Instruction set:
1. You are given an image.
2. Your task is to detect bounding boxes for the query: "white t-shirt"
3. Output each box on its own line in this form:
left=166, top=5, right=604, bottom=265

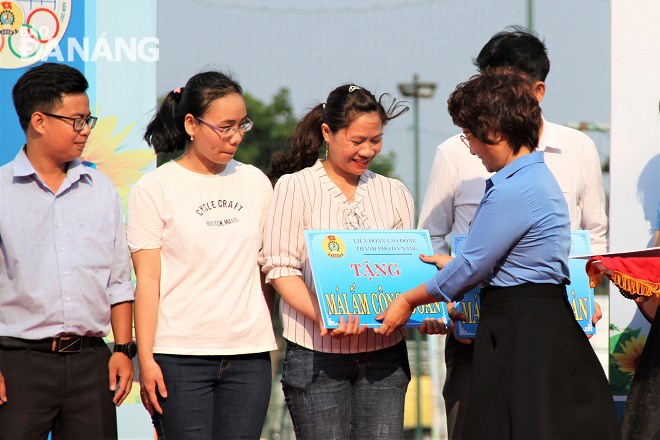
left=127, top=160, right=277, bottom=355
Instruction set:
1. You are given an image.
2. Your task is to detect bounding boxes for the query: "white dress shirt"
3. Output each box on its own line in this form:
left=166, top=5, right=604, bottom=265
left=418, top=118, right=608, bottom=255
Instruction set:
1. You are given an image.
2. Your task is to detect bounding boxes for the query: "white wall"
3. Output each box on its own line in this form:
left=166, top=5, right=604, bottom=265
left=609, top=0, right=660, bottom=403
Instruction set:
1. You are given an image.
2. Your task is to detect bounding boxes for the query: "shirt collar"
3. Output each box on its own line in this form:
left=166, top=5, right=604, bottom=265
left=488, top=151, right=545, bottom=188
left=312, top=159, right=369, bottom=201
left=12, top=147, right=36, bottom=177
left=12, top=146, right=93, bottom=185
left=538, top=117, right=562, bottom=152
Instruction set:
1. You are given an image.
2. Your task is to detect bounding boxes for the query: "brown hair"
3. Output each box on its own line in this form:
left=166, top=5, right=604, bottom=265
left=448, top=69, right=542, bottom=154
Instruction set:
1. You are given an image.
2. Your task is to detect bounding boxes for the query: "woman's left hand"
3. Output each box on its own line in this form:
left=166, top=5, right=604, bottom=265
left=375, top=295, right=415, bottom=336
left=418, top=318, right=448, bottom=335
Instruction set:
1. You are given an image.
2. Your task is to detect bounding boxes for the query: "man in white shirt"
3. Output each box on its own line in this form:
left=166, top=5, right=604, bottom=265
left=418, top=26, right=608, bottom=439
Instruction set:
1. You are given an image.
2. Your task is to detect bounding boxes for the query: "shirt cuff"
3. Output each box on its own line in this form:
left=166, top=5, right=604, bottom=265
left=425, top=277, right=453, bottom=303
left=265, top=267, right=303, bottom=283
left=108, top=280, right=135, bottom=305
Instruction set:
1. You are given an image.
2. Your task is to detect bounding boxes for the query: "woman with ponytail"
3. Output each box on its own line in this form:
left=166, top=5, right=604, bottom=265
left=128, top=71, right=277, bottom=439
left=262, top=84, right=424, bottom=439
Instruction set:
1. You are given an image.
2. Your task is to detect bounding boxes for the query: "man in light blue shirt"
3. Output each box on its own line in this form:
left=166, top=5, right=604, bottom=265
left=0, top=63, right=135, bottom=439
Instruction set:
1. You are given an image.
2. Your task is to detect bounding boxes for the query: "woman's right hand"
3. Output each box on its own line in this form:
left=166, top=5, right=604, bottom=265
left=420, top=253, right=454, bottom=270
left=320, top=315, right=368, bottom=339
left=138, top=357, right=167, bottom=416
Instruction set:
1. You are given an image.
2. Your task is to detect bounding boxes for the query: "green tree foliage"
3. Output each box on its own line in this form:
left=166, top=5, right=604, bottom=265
left=156, top=87, right=398, bottom=180
left=234, top=88, right=298, bottom=173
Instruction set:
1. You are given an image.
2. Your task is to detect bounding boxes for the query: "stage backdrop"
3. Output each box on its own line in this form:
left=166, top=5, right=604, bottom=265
left=0, top=1, right=157, bottom=437
left=609, top=0, right=660, bottom=417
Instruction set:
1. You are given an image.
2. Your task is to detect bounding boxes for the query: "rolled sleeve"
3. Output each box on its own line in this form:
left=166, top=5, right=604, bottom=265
left=262, top=174, right=306, bottom=283
left=108, top=280, right=135, bottom=305
left=263, top=258, right=303, bottom=281
left=425, top=273, right=454, bottom=302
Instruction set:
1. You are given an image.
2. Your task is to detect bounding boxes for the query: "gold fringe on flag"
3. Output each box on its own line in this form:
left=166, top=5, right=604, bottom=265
left=593, top=270, right=660, bottom=298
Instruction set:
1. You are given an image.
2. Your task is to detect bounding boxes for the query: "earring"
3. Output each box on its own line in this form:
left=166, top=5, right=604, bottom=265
left=325, top=142, right=329, bottom=159
left=190, top=135, right=194, bottom=141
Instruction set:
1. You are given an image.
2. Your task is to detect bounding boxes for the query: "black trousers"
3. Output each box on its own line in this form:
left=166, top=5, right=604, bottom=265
left=463, top=283, right=621, bottom=440
left=0, top=339, right=117, bottom=440
left=443, top=331, right=474, bottom=439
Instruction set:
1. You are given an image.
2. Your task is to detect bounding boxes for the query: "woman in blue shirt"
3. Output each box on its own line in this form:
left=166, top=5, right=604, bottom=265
left=377, top=70, right=620, bottom=439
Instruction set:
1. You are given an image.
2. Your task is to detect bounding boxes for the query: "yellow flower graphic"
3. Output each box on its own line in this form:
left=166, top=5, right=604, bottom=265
left=613, top=334, right=647, bottom=375
left=81, top=110, right=155, bottom=208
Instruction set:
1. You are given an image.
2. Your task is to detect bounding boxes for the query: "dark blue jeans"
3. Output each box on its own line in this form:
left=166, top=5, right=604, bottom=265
left=152, top=352, right=271, bottom=440
left=282, top=340, right=410, bottom=440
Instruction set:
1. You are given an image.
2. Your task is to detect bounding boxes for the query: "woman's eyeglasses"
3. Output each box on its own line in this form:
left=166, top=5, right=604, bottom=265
left=197, top=117, right=253, bottom=139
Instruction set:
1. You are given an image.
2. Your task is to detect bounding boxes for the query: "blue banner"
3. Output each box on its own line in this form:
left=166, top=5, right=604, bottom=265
left=567, top=230, right=595, bottom=334
left=305, top=229, right=449, bottom=328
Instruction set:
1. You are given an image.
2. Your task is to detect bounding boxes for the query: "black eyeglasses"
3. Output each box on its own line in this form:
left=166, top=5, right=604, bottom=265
left=42, top=112, right=98, bottom=131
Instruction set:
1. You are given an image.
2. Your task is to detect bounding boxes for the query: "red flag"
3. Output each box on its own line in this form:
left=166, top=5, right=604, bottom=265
left=586, top=256, right=660, bottom=298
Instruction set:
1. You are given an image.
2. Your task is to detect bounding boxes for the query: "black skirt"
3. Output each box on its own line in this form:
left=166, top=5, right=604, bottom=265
left=463, top=283, right=621, bottom=440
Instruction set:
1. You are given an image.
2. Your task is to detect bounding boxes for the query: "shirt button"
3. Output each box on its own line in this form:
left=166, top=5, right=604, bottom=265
left=67, top=322, right=73, bottom=326
left=65, top=296, right=71, bottom=302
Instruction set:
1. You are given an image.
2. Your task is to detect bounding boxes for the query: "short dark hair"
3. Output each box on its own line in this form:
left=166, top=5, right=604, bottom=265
left=448, top=69, right=542, bottom=155
left=268, top=84, right=408, bottom=183
left=144, top=71, right=242, bottom=153
left=474, top=26, right=550, bottom=82
left=12, top=63, right=89, bottom=132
